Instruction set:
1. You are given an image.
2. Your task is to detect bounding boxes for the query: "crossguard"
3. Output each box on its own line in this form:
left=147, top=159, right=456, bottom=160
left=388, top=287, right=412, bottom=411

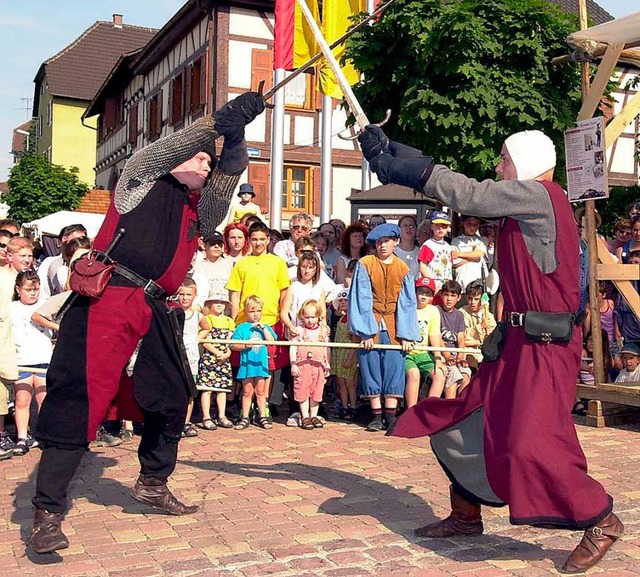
left=338, top=109, right=392, bottom=141
left=257, top=81, right=275, bottom=109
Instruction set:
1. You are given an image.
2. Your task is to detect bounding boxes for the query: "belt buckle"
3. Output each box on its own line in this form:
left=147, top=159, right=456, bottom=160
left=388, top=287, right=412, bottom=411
left=509, top=312, right=523, bottom=327
left=144, top=279, right=165, bottom=299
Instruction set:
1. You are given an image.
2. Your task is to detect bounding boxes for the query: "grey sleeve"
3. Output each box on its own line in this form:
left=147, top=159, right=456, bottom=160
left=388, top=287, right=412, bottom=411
left=423, top=165, right=558, bottom=273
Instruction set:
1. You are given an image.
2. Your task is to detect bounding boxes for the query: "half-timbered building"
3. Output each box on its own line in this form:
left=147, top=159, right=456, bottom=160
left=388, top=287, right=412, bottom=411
left=84, top=0, right=364, bottom=228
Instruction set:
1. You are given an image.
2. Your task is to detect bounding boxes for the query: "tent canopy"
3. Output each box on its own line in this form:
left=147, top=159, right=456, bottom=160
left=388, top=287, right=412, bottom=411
left=567, top=11, right=640, bottom=67
left=23, top=210, right=105, bottom=240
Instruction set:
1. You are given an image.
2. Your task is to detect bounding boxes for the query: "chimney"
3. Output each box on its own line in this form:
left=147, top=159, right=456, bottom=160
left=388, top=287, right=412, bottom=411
left=113, top=14, right=123, bottom=28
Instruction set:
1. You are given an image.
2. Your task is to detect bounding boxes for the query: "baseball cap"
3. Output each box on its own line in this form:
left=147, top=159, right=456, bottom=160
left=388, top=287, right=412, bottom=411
left=203, top=231, right=224, bottom=245
left=430, top=211, right=451, bottom=225
left=620, top=343, right=640, bottom=357
left=415, top=277, right=436, bottom=293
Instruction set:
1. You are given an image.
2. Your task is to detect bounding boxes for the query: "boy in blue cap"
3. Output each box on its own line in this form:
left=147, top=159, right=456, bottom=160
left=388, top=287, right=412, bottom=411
left=348, top=223, right=420, bottom=431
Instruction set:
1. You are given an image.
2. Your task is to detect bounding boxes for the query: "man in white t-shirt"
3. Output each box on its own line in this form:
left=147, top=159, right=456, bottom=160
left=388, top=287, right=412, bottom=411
left=452, top=215, right=488, bottom=291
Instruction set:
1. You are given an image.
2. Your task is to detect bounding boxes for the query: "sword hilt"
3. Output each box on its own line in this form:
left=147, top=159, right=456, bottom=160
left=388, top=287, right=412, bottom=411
left=338, top=109, right=392, bottom=141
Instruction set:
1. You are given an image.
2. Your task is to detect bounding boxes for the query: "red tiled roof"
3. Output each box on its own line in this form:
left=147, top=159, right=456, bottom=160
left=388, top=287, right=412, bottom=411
left=76, top=189, right=112, bottom=214
left=11, top=121, right=31, bottom=154
left=35, top=20, right=157, bottom=102
left=548, top=0, right=613, bottom=25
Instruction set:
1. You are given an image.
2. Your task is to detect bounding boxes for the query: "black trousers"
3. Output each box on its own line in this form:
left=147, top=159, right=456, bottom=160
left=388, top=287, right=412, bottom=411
left=33, top=411, right=180, bottom=514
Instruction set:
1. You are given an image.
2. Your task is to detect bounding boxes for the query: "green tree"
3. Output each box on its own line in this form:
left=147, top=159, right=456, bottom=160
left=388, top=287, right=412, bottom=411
left=346, top=0, right=583, bottom=180
left=5, top=154, right=88, bottom=222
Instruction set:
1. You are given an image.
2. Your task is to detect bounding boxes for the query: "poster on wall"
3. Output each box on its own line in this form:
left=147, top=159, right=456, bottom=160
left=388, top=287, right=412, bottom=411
left=564, top=116, right=608, bottom=203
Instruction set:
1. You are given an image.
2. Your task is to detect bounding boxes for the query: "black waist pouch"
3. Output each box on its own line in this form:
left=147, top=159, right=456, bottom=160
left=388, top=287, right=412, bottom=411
left=523, top=312, right=575, bottom=343
left=480, top=321, right=508, bottom=361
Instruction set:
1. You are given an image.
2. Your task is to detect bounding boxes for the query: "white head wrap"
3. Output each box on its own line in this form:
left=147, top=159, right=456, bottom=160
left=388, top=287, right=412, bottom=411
left=504, top=130, right=556, bottom=180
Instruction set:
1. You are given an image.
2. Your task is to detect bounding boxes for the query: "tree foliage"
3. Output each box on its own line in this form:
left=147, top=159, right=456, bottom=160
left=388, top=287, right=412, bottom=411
left=593, top=185, right=640, bottom=237
left=5, top=154, right=87, bottom=222
left=346, top=0, right=583, bottom=180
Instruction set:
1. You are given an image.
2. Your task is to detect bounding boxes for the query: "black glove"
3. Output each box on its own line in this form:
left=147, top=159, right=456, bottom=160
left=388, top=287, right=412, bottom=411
left=369, top=153, right=434, bottom=190
left=358, top=125, right=389, bottom=161
left=214, top=91, right=266, bottom=140
left=218, top=137, right=248, bottom=176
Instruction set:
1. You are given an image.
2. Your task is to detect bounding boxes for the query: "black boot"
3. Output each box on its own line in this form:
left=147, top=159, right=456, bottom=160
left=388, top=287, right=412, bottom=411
left=415, top=485, right=484, bottom=538
left=29, top=508, right=69, bottom=553
left=131, top=475, right=198, bottom=515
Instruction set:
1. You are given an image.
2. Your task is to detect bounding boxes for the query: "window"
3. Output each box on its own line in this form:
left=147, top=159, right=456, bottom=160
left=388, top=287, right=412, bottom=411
left=282, top=165, right=311, bottom=211
left=147, top=92, right=162, bottom=141
left=190, top=55, right=206, bottom=114
left=170, top=71, right=185, bottom=125
left=128, top=103, right=138, bottom=145
left=251, top=49, right=314, bottom=109
left=37, top=116, right=42, bottom=138
left=47, top=99, right=52, bottom=126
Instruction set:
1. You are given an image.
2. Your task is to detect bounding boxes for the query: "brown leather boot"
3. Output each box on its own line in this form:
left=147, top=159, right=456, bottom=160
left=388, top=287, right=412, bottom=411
left=415, top=485, right=484, bottom=538
left=560, top=512, right=624, bottom=574
left=131, top=475, right=199, bottom=515
left=28, top=508, right=69, bottom=553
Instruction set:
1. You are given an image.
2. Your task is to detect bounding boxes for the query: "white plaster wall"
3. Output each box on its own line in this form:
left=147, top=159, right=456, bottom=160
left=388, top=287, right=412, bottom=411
left=293, top=116, right=315, bottom=146
left=229, top=8, right=273, bottom=40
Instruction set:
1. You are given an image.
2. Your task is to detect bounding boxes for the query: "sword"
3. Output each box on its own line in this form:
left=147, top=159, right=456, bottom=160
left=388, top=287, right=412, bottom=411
left=262, top=0, right=398, bottom=105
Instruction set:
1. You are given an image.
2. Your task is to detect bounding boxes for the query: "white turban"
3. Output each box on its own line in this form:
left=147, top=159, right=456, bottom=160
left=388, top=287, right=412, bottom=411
left=504, top=130, right=556, bottom=180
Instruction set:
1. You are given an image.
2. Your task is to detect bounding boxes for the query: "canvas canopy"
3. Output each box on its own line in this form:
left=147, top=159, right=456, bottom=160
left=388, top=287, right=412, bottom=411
left=23, top=210, right=105, bottom=240
left=567, top=11, right=640, bottom=68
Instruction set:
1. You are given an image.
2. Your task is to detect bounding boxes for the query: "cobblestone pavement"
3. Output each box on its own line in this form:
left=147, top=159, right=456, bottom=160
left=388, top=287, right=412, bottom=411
left=1, top=417, right=639, bottom=576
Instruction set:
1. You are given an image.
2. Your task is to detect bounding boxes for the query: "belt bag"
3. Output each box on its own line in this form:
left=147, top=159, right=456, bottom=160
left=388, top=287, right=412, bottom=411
left=523, top=311, right=575, bottom=343
left=69, top=251, right=115, bottom=298
left=480, top=321, right=508, bottom=361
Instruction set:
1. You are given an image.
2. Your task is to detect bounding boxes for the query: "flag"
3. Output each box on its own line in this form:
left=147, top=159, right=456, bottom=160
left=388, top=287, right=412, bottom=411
left=273, top=0, right=320, bottom=70
left=317, top=0, right=365, bottom=99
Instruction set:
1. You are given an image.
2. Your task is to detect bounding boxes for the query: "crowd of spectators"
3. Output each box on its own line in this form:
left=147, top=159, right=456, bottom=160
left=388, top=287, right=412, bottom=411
left=0, top=196, right=639, bottom=457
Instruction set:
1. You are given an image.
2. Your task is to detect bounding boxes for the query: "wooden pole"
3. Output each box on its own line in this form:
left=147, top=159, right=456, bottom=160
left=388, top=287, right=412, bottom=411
left=577, top=0, right=606, bottom=386
left=200, top=338, right=480, bottom=355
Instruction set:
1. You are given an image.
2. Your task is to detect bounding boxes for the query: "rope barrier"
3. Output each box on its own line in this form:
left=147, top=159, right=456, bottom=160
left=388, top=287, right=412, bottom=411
left=17, top=366, right=48, bottom=375
left=200, top=338, right=480, bottom=355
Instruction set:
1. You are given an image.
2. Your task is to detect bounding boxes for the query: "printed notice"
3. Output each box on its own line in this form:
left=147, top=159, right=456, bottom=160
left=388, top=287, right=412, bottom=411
left=564, top=116, right=608, bottom=202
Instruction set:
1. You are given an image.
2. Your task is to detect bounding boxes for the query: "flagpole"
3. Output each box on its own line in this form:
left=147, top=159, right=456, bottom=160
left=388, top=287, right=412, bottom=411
left=270, top=68, right=286, bottom=230
left=361, top=0, right=376, bottom=193
left=320, top=94, right=332, bottom=223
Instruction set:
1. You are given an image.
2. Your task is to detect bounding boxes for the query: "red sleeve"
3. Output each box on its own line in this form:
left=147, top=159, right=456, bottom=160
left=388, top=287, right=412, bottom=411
left=418, top=244, right=435, bottom=264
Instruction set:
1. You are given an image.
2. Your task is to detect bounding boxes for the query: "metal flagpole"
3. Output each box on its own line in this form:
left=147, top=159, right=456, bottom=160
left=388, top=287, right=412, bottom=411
left=320, top=94, right=333, bottom=223
left=269, top=68, right=286, bottom=230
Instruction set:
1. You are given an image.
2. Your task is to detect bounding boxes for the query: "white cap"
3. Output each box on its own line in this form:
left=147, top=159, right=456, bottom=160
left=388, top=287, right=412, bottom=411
left=504, top=130, right=556, bottom=180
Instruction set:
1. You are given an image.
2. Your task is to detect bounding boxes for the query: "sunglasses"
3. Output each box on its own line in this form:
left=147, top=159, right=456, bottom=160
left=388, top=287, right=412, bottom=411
left=291, top=225, right=310, bottom=232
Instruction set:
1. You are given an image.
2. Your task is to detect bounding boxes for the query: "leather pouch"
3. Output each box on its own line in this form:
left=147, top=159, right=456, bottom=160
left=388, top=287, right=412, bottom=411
left=69, top=251, right=115, bottom=298
left=480, top=321, right=508, bottom=361
left=523, top=312, right=574, bottom=343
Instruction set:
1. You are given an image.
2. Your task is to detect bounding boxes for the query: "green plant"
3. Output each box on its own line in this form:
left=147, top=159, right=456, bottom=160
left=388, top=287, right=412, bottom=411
left=5, top=154, right=87, bottom=223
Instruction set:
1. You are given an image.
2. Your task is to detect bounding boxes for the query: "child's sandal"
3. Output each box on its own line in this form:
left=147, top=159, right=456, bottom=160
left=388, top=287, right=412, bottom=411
left=300, top=417, right=314, bottom=430
left=257, top=416, right=273, bottom=429
left=218, top=416, right=234, bottom=429
left=234, top=417, right=251, bottom=430
left=311, top=417, right=324, bottom=429
left=13, top=438, right=29, bottom=456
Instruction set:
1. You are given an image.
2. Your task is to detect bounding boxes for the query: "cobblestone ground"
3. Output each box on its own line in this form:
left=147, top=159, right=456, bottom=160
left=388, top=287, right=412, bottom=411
left=1, top=417, right=639, bottom=576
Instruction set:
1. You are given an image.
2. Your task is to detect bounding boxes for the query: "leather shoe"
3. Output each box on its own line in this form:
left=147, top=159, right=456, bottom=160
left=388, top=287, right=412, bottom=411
left=29, top=508, right=69, bottom=553
left=131, top=475, right=199, bottom=515
left=560, top=512, right=624, bottom=574
left=415, top=485, right=484, bottom=538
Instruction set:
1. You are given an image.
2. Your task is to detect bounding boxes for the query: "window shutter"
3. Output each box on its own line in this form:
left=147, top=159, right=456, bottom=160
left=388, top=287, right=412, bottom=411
left=128, top=103, right=138, bottom=145
left=312, top=167, right=321, bottom=217
left=191, top=59, right=202, bottom=113
left=247, top=163, right=270, bottom=214
left=251, top=49, right=273, bottom=92
left=199, top=54, right=207, bottom=107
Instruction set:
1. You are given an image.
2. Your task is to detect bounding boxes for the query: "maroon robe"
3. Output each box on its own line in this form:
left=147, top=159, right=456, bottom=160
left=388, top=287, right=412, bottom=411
left=391, top=181, right=611, bottom=529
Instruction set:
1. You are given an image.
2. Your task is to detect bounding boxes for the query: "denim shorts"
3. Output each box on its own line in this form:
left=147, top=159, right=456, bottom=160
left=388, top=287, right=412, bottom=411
left=18, top=363, right=49, bottom=381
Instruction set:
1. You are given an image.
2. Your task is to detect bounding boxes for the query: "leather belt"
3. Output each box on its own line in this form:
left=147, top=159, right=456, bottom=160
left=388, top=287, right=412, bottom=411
left=113, top=264, right=166, bottom=300
left=507, top=312, right=525, bottom=327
